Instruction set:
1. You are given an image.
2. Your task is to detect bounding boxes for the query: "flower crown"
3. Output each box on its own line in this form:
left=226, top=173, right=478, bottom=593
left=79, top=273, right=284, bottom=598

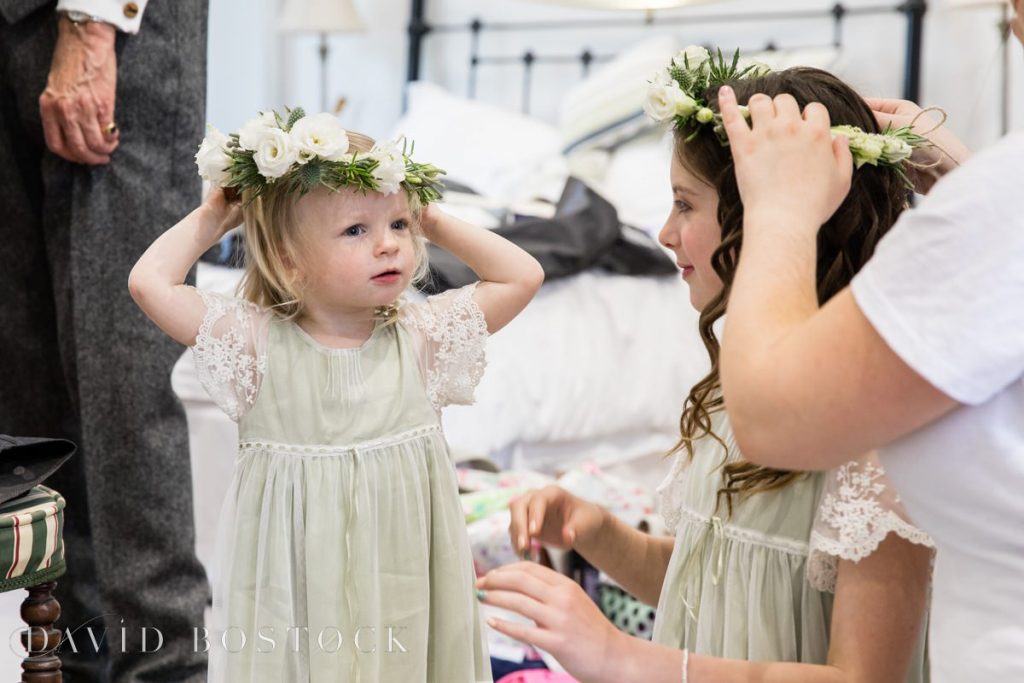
left=644, top=46, right=934, bottom=186
left=194, top=107, right=445, bottom=205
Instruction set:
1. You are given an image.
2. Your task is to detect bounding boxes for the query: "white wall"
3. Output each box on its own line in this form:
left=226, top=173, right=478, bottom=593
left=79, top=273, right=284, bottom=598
left=207, top=0, right=1022, bottom=151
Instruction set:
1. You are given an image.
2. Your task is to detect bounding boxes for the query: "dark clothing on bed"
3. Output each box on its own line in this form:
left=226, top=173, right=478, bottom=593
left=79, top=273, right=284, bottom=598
left=422, top=178, right=676, bottom=294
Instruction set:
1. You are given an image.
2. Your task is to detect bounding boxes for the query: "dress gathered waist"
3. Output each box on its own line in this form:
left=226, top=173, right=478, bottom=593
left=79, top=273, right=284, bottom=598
left=675, top=505, right=809, bottom=556
left=237, top=424, right=442, bottom=457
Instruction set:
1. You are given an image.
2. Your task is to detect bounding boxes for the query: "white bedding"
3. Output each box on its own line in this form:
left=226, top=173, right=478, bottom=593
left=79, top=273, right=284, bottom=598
left=441, top=269, right=705, bottom=470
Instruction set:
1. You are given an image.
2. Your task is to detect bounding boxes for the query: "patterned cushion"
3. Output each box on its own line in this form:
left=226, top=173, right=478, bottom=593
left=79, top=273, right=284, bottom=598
left=0, top=486, right=65, bottom=592
left=599, top=582, right=656, bottom=640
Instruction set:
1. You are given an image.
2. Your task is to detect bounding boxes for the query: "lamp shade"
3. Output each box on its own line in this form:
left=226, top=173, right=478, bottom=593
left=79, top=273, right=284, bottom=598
left=519, top=0, right=720, bottom=9
left=946, top=0, right=1009, bottom=7
left=278, top=0, right=365, bottom=33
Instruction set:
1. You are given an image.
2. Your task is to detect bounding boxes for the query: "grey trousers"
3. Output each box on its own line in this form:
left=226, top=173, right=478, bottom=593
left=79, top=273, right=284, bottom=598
left=0, top=3, right=211, bottom=681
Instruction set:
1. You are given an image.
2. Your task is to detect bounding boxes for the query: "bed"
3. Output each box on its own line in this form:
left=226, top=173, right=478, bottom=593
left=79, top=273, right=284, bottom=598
left=175, top=0, right=929, bottom=592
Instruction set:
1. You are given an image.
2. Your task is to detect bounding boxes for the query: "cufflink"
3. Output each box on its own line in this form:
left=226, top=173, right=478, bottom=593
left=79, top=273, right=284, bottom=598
left=123, top=2, right=139, bottom=18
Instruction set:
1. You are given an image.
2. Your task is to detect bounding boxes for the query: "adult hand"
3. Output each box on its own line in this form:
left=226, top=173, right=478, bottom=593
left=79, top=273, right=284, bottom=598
left=477, top=562, right=627, bottom=683
left=864, top=97, right=971, bottom=194
left=39, top=16, right=119, bottom=165
left=718, top=85, right=853, bottom=237
left=508, top=485, right=606, bottom=556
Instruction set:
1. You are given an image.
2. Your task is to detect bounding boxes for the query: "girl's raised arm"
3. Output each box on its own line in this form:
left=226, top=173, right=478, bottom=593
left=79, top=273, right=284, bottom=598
left=128, top=188, right=241, bottom=346
left=420, top=205, right=544, bottom=334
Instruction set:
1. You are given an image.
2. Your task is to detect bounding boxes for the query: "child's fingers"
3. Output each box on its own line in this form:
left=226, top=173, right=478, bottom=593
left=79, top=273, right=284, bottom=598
left=508, top=494, right=531, bottom=552
left=485, top=617, right=553, bottom=652
left=525, top=494, right=549, bottom=548
left=717, top=85, right=752, bottom=144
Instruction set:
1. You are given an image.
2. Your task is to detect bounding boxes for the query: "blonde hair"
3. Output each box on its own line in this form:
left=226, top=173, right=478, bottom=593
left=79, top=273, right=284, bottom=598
left=238, top=131, right=429, bottom=321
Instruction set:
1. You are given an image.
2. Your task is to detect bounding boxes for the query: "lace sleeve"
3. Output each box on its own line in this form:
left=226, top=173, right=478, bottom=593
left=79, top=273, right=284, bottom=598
left=191, top=289, right=272, bottom=422
left=807, top=452, right=935, bottom=592
left=400, top=283, right=488, bottom=411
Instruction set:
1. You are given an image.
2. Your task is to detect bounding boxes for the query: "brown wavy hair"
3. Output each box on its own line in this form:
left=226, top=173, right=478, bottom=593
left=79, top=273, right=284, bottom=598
left=670, top=67, right=909, bottom=513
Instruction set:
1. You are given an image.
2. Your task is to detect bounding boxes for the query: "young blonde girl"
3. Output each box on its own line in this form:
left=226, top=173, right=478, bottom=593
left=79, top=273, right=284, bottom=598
left=129, top=112, right=543, bottom=682
left=474, top=52, right=935, bottom=683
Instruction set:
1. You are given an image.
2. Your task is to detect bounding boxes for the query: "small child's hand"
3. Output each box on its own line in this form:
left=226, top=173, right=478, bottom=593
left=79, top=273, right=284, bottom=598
left=508, top=486, right=606, bottom=556
left=201, top=185, right=243, bottom=237
left=419, top=203, right=443, bottom=241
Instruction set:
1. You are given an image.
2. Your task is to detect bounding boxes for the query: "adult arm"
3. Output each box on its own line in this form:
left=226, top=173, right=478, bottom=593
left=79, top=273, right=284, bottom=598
left=714, top=87, right=969, bottom=470
left=39, top=2, right=149, bottom=164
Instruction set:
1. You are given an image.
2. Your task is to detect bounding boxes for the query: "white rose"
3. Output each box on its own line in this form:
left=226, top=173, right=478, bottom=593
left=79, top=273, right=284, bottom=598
left=644, top=81, right=690, bottom=122
left=252, top=127, right=300, bottom=179
left=882, top=136, right=913, bottom=163
left=194, top=124, right=232, bottom=185
left=650, top=68, right=673, bottom=87
left=237, top=111, right=279, bottom=151
left=846, top=131, right=885, bottom=168
left=673, top=45, right=711, bottom=71
left=289, top=112, right=350, bottom=162
left=369, top=140, right=407, bottom=195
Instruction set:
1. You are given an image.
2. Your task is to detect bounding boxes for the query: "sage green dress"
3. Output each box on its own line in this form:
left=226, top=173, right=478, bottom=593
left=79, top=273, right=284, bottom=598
left=653, top=410, right=931, bottom=680
left=191, top=284, right=492, bottom=683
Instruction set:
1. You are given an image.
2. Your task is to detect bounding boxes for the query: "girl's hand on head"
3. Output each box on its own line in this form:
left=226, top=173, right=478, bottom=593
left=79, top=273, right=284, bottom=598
left=419, top=203, right=443, bottom=241
left=718, top=86, right=852, bottom=235
left=508, top=486, right=606, bottom=556
left=864, top=96, right=971, bottom=194
left=200, top=185, right=244, bottom=238
left=476, top=562, right=626, bottom=683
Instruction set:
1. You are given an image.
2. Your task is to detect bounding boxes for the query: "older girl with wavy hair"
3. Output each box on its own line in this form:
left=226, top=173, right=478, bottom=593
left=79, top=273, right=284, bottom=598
left=475, top=54, right=939, bottom=683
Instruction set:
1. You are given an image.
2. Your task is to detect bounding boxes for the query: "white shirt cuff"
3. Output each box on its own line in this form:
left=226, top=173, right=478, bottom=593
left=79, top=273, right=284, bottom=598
left=56, top=0, right=148, bottom=34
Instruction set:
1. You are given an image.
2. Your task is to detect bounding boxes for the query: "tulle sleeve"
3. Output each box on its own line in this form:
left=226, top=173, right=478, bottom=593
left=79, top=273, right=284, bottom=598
left=400, top=283, right=489, bottom=411
left=190, top=289, right=273, bottom=422
left=807, top=452, right=935, bottom=592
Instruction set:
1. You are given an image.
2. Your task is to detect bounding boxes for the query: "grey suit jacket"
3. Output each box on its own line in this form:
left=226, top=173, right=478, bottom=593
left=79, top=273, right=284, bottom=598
left=0, top=0, right=53, bottom=25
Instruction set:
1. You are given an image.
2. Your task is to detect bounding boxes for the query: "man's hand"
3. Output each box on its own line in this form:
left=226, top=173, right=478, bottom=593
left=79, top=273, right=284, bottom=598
left=39, top=16, right=119, bottom=165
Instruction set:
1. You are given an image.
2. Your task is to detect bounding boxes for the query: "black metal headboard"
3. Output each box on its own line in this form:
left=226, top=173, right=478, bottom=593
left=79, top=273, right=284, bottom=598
left=406, top=1, right=927, bottom=113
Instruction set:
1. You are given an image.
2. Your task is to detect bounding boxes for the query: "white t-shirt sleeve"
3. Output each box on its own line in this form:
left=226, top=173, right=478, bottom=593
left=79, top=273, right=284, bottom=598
left=851, top=132, right=1024, bottom=405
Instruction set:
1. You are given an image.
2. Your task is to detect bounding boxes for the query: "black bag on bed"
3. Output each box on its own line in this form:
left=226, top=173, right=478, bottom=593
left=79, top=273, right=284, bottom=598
left=420, top=177, right=676, bottom=294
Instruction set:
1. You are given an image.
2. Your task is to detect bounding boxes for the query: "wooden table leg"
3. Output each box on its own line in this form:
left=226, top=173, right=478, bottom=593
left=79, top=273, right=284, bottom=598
left=19, top=581, right=62, bottom=683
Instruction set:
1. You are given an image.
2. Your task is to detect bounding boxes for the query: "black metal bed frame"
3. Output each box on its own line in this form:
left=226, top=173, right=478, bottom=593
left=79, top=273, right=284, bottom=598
left=406, top=1, right=927, bottom=114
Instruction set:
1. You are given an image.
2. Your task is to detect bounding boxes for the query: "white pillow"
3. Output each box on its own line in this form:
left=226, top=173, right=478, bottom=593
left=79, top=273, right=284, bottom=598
left=746, top=45, right=843, bottom=74
left=559, top=34, right=678, bottom=154
left=600, top=130, right=675, bottom=238
left=559, top=41, right=845, bottom=156
left=391, top=82, right=568, bottom=204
